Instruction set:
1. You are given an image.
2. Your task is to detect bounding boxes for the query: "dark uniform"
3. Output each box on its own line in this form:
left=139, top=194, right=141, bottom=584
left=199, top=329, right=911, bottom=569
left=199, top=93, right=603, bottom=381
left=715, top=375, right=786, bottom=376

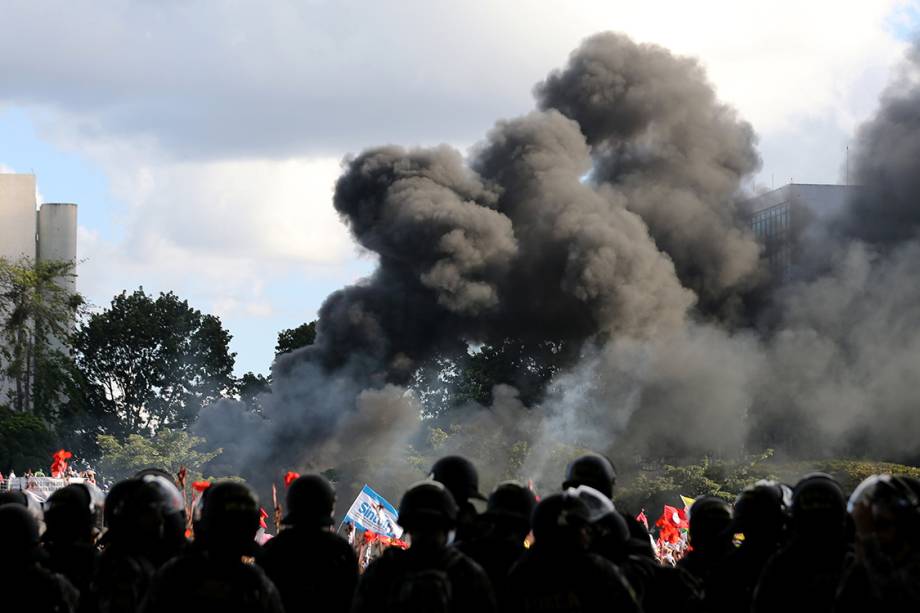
left=705, top=481, right=789, bottom=613
left=458, top=481, right=536, bottom=596
left=42, top=484, right=102, bottom=600
left=142, top=550, right=283, bottom=613
left=141, top=481, right=283, bottom=613
left=93, top=475, right=188, bottom=613
left=752, top=473, right=850, bottom=613
left=354, top=543, right=496, bottom=613
left=504, top=547, right=640, bottom=613
left=430, top=456, right=487, bottom=543
left=257, top=474, right=358, bottom=613
left=1, top=503, right=79, bottom=613
left=502, top=492, right=639, bottom=613
left=836, top=475, right=920, bottom=611
left=353, top=480, right=496, bottom=613
left=259, top=530, right=357, bottom=613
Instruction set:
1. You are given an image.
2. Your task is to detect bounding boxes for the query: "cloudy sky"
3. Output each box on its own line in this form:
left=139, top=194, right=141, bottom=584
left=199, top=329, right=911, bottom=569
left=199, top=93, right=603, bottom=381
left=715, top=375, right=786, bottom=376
left=0, top=1, right=916, bottom=375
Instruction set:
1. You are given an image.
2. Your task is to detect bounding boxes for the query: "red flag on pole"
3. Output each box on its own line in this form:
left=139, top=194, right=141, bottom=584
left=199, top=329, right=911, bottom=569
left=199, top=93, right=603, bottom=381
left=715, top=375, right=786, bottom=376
left=636, top=509, right=649, bottom=530
left=655, top=505, right=688, bottom=544
left=284, top=471, right=300, bottom=487
left=259, top=507, right=269, bottom=530
left=50, top=450, right=72, bottom=478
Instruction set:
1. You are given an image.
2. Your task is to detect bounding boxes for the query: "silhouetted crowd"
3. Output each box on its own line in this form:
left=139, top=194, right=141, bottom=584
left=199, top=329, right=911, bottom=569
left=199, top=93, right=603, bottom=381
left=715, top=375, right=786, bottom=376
left=2, top=452, right=919, bottom=613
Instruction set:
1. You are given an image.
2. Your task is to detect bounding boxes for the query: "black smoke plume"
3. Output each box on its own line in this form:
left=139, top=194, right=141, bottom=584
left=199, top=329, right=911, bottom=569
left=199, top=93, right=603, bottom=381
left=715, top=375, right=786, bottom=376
left=196, top=34, right=920, bottom=499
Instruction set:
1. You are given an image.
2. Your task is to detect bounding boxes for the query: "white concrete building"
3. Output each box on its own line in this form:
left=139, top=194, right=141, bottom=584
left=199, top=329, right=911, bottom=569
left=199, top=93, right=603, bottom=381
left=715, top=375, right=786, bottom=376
left=0, top=173, right=78, bottom=409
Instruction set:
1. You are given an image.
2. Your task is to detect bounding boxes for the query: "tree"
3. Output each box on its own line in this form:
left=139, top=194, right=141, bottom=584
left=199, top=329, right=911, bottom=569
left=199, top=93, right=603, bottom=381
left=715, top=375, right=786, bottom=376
left=96, top=428, right=224, bottom=484
left=0, top=257, right=83, bottom=416
left=74, top=288, right=236, bottom=436
left=238, top=371, right=271, bottom=413
left=275, top=321, right=316, bottom=356
left=411, top=338, right=569, bottom=416
left=0, top=407, right=57, bottom=472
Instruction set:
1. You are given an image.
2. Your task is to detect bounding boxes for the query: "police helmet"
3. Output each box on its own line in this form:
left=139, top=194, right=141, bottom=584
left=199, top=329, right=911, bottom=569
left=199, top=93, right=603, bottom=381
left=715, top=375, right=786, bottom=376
left=562, top=453, right=617, bottom=499
left=283, top=474, right=336, bottom=527
left=429, top=455, right=486, bottom=503
left=398, top=480, right=459, bottom=531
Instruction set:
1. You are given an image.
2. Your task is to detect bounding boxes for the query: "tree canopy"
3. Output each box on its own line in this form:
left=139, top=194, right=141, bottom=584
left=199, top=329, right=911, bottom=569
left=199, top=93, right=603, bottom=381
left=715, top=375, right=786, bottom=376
left=275, top=320, right=316, bottom=356
left=0, top=408, right=57, bottom=472
left=74, top=288, right=236, bottom=436
left=96, top=428, right=224, bottom=483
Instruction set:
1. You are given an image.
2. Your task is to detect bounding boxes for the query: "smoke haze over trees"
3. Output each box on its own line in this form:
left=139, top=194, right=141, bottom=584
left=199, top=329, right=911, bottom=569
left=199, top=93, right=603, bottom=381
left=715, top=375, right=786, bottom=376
left=186, top=32, right=920, bottom=499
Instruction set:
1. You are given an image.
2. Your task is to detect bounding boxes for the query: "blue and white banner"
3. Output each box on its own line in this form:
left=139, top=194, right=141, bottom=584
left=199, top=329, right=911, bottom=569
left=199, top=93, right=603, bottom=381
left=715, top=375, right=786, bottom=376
left=343, top=484, right=403, bottom=539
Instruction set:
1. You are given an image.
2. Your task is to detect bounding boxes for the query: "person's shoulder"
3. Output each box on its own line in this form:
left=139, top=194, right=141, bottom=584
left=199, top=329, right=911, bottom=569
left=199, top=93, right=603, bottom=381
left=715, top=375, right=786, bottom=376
left=444, top=546, right=493, bottom=582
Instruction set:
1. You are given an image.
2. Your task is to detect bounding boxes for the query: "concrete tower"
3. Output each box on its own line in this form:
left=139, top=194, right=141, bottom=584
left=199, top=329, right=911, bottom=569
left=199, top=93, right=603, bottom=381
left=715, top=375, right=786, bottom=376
left=37, top=202, right=78, bottom=292
left=0, top=174, right=38, bottom=262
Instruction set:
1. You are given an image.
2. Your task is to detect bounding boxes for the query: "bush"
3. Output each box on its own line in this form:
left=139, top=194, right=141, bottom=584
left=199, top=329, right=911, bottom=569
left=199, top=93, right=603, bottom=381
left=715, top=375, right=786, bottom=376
left=96, top=429, right=224, bottom=484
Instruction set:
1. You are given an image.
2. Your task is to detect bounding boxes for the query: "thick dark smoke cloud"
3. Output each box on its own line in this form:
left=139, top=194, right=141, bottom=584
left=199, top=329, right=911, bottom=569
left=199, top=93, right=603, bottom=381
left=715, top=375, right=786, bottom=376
left=196, top=34, right=920, bottom=499
left=536, top=34, right=763, bottom=315
left=837, top=46, right=920, bottom=245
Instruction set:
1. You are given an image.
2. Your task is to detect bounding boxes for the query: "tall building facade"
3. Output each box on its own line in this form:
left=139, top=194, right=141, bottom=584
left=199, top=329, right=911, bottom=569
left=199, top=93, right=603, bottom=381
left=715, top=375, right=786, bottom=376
left=0, top=173, right=78, bottom=409
left=745, top=183, right=853, bottom=280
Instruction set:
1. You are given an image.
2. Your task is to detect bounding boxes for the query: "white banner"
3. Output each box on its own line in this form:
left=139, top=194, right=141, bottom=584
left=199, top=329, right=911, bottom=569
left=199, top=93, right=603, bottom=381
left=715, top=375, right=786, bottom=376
left=343, top=484, right=403, bottom=539
left=3, top=477, right=84, bottom=501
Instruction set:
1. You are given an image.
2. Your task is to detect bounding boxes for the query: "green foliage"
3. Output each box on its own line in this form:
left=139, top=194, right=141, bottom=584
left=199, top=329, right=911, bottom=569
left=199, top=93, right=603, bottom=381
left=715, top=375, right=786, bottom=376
left=769, top=459, right=920, bottom=493
left=0, top=257, right=83, bottom=415
left=75, top=288, right=236, bottom=436
left=0, top=408, right=57, bottom=472
left=412, top=339, right=569, bottom=416
left=614, top=453, right=920, bottom=515
left=275, top=321, right=316, bottom=356
left=238, top=371, right=271, bottom=413
left=615, top=451, right=776, bottom=513
left=96, top=428, right=224, bottom=483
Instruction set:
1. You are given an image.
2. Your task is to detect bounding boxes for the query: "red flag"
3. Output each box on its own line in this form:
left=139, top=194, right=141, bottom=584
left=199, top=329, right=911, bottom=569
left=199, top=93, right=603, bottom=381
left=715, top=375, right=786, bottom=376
left=259, top=507, right=269, bottom=530
left=655, top=505, right=688, bottom=544
left=191, top=480, right=211, bottom=493
left=636, top=509, right=649, bottom=530
left=284, top=471, right=300, bottom=487
left=50, top=450, right=73, bottom=478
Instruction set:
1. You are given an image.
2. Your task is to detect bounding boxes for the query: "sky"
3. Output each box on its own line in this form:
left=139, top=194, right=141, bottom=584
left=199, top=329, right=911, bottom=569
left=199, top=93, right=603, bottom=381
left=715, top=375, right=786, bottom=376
left=0, top=0, right=917, bottom=376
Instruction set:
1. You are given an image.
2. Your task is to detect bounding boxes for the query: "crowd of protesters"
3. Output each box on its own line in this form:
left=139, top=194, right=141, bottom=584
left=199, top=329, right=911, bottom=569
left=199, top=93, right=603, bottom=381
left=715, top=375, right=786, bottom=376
left=1, top=452, right=919, bottom=613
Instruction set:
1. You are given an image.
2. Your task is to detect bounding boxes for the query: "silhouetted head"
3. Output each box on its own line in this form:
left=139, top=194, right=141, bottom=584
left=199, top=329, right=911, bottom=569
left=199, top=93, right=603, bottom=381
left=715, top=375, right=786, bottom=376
left=562, top=453, right=617, bottom=499
left=105, top=475, right=186, bottom=563
left=0, top=503, right=40, bottom=566
left=197, top=481, right=260, bottom=557
left=532, top=492, right=592, bottom=552
left=399, top=481, right=458, bottom=549
left=792, top=473, right=846, bottom=540
left=730, top=480, right=790, bottom=545
left=134, top=467, right=179, bottom=487
left=849, top=474, right=920, bottom=555
left=284, top=474, right=336, bottom=528
left=484, top=481, right=537, bottom=539
left=688, top=496, right=732, bottom=552
left=44, top=483, right=99, bottom=545
left=429, top=456, right=485, bottom=505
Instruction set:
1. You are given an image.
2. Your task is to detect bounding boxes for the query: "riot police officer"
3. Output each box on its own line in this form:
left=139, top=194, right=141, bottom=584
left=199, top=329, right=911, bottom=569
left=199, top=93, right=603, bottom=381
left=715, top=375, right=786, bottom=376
left=353, top=480, right=496, bottom=613
left=257, top=474, right=358, bottom=613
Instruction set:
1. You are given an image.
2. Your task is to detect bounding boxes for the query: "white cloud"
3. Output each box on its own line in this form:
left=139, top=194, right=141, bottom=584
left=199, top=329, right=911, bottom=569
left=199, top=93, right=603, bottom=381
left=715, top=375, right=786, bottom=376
left=75, top=153, right=355, bottom=317
left=0, top=1, right=907, bottom=158
left=3, top=0, right=913, bottom=370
